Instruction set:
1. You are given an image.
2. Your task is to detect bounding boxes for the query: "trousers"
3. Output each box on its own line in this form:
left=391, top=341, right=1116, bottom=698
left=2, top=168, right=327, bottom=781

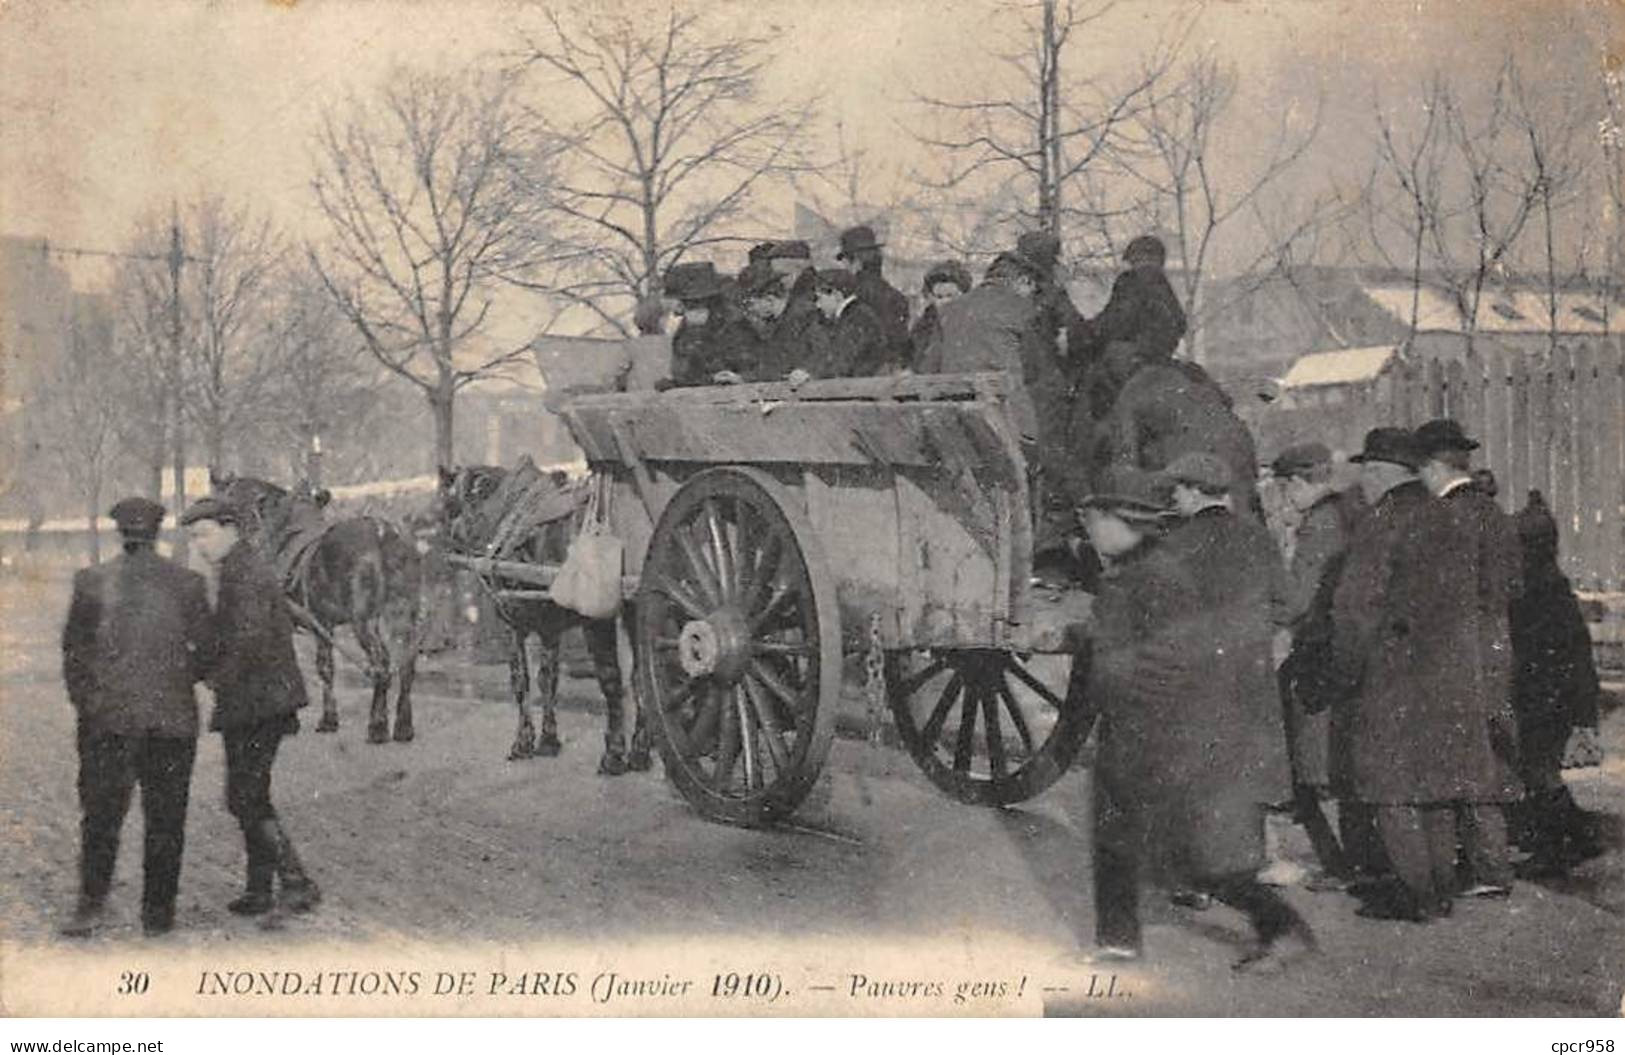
left=1374, top=804, right=1457, bottom=902
left=76, top=729, right=196, bottom=922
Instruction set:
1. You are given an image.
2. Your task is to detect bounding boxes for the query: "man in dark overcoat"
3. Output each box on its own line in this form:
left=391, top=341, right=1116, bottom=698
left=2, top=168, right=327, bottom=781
left=1415, top=418, right=1522, bottom=897
left=1083, top=461, right=1313, bottom=972
left=781, top=269, right=892, bottom=381
left=184, top=497, right=319, bottom=916
left=836, top=225, right=911, bottom=366
left=1093, top=345, right=1262, bottom=520
left=1088, top=234, right=1188, bottom=361
left=1269, top=443, right=1366, bottom=884
left=60, top=496, right=212, bottom=937
left=664, top=261, right=759, bottom=387
left=1508, top=491, right=1604, bottom=875
left=1329, top=428, right=1507, bottom=921
left=907, top=259, right=972, bottom=369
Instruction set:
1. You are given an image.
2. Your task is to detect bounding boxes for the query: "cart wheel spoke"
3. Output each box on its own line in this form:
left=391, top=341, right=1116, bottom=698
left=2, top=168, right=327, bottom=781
left=736, top=687, right=763, bottom=791
left=981, top=689, right=1007, bottom=780
left=742, top=677, right=793, bottom=772
left=893, top=656, right=949, bottom=700
left=953, top=681, right=979, bottom=774
left=712, top=689, right=741, bottom=788
left=1004, top=655, right=1067, bottom=710
left=751, top=640, right=815, bottom=657
left=645, top=572, right=709, bottom=621
left=673, top=523, right=724, bottom=607
left=992, top=677, right=1037, bottom=757
left=920, top=672, right=963, bottom=747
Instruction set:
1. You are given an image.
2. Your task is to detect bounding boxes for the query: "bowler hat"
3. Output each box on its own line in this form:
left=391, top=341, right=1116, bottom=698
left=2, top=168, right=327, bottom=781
left=1268, top=441, right=1332, bottom=478
left=1413, top=418, right=1480, bottom=455
left=1079, top=466, right=1172, bottom=522
left=663, top=261, right=725, bottom=302
left=1162, top=450, right=1234, bottom=492
left=1349, top=427, right=1421, bottom=469
left=835, top=225, right=884, bottom=260
left=179, top=495, right=239, bottom=527
left=108, top=496, right=166, bottom=539
left=1124, top=235, right=1167, bottom=266
left=922, top=259, right=972, bottom=294
left=1015, top=230, right=1062, bottom=272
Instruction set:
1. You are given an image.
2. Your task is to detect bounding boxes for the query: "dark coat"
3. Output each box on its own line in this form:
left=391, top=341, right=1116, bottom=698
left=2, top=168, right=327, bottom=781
left=1090, top=265, right=1187, bottom=360
left=798, top=298, right=893, bottom=379
left=1328, top=480, right=1514, bottom=804
left=670, top=312, right=759, bottom=386
left=1089, top=511, right=1290, bottom=881
left=1440, top=481, right=1523, bottom=794
left=855, top=267, right=911, bottom=365
left=1277, top=487, right=1365, bottom=787
left=907, top=303, right=942, bottom=371
left=1097, top=359, right=1261, bottom=516
left=750, top=307, right=816, bottom=382
left=62, top=548, right=211, bottom=739
left=204, top=540, right=309, bottom=732
left=921, top=283, right=1043, bottom=442
left=1511, top=555, right=1600, bottom=787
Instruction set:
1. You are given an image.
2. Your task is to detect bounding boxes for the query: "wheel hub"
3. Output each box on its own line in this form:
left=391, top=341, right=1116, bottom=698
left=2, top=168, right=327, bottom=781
left=676, top=608, right=750, bottom=682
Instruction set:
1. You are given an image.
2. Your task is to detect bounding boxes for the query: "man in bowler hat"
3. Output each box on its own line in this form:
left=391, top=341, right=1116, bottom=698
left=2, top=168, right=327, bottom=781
left=1414, top=418, right=1522, bottom=898
left=837, top=225, right=911, bottom=365
left=60, top=496, right=212, bottom=937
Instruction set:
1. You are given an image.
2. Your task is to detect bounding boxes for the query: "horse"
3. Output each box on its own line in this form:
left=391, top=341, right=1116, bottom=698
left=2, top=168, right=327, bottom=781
left=208, top=471, right=425, bottom=744
left=437, top=462, right=650, bottom=775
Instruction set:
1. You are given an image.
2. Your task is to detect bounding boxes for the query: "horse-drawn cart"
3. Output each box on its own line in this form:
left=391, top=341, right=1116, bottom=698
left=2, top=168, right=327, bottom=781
left=507, top=371, right=1091, bottom=826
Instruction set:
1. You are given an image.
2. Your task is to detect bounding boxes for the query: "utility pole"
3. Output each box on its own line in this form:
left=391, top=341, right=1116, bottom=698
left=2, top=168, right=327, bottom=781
left=167, top=202, right=189, bottom=564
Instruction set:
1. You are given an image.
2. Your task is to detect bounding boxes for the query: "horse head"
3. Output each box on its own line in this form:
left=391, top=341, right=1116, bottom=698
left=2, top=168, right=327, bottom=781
left=211, top=474, right=298, bottom=544
left=437, top=465, right=509, bottom=552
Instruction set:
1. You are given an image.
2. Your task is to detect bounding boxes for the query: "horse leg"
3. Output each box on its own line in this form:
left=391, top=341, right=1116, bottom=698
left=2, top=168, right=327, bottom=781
left=388, top=610, right=417, bottom=743
left=355, top=622, right=392, bottom=745
left=619, top=605, right=652, bottom=772
left=588, top=617, right=628, bottom=777
left=314, top=635, right=340, bottom=733
left=508, top=626, right=536, bottom=761
left=533, top=619, right=562, bottom=758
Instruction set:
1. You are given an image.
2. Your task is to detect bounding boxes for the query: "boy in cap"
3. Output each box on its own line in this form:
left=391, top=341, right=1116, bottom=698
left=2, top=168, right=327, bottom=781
left=790, top=268, right=892, bottom=382
left=1414, top=418, right=1522, bottom=898
left=60, top=496, right=213, bottom=937
left=907, top=259, right=971, bottom=369
left=183, top=497, right=320, bottom=917
left=1082, top=465, right=1315, bottom=971
left=1331, top=428, right=1498, bottom=920
left=1268, top=442, right=1369, bottom=887
left=837, top=224, right=910, bottom=363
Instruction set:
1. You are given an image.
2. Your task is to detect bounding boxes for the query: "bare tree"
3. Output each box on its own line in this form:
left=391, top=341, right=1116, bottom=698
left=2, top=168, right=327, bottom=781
left=1117, top=52, right=1324, bottom=361
left=1507, top=65, right=1589, bottom=351
left=1366, top=74, right=1453, bottom=335
left=179, top=195, right=284, bottom=474
left=508, top=4, right=820, bottom=332
left=309, top=66, right=542, bottom=471
left=1600, top=66, right=1625, bottom=333
left=36, top=298, right=123, bottom=561
left=256, top=264, right=389, bottom=485
left=910, top=0, right=1183, bottom=259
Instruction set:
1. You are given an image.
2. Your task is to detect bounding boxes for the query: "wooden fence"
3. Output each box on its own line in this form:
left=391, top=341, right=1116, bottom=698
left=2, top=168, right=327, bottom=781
left=1254, top=338, right=1625, bottom=593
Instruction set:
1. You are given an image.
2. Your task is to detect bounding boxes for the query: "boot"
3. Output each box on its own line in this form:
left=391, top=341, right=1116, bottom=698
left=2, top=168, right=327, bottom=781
left=59, top=897, right=105, bottom=938
left=228, top=824, right=276, bottom=916
left=260, top=818, right=320, bottom=913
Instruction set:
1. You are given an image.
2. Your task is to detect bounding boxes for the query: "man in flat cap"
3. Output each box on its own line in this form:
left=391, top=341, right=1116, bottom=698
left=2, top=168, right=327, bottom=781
left=663, top=261, right=758, bottom=388
left=1414, top=418, right=1522, bottom=898
left=183, top=497, right=319, bottom=918
left=788, top=268, right=892, bottom=382
left=837, top=225, right=910, bottom=365
left=1082, top=463, right=1314, bottom=971
left=60, top=496, right=213, bottom=937
left=1329, top=428, right=1493, bottom=921
left=1268, top=442, right=1369, bottom=887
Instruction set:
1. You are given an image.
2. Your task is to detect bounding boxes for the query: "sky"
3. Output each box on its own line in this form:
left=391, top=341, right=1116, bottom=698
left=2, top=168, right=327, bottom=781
left=2, top=0, right=1619, bottom=294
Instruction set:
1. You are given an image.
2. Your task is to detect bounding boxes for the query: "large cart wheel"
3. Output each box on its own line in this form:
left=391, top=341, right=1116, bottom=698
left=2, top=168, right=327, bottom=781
left=636, top=467, right=841, bottom=826
left=886, top=649, right=1093, bottom=807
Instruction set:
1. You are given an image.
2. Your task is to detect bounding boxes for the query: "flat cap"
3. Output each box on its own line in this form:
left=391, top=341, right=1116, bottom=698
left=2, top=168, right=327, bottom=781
left=737, top=261, right=787, bottom=299
left=1079, top=466, right=1172, bottom=522
left=109, top=496, right=166, bottom=538
left=763, top=240, right=811, bottom=261
left=923, top=259, right=972, bottom=293
left=812, top=268, right=858, bottom=295
left=179, top=495, right=240, bottom=527
left=1268, top=441, right=1332, bottom=478
left=986, top=251, right=1039, bottom=284
left=1413, top=418, right=1480, bottom=455
left=1162, top=450, right=1235, bottom=492
left=1349, top=427, right=1421, bottom=470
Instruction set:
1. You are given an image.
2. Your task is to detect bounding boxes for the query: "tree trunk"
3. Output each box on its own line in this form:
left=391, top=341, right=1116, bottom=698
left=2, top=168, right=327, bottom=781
left=170, top=423, right=189, bottom=566
left=85, top=494, right=101, bottom=565
left=429, top=386, right=455, bottom=473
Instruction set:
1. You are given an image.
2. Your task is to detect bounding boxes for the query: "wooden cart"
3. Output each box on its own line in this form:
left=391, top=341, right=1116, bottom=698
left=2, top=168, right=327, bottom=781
left=558, top=372, right=1095, bottom=825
